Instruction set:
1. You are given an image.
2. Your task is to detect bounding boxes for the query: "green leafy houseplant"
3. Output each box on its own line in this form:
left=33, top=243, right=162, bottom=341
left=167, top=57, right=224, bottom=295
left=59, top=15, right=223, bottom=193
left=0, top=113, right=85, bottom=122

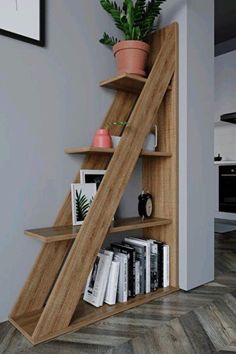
left=99, top=0, right=167, bottom=77
left=99, top=0, right=166, bottom=46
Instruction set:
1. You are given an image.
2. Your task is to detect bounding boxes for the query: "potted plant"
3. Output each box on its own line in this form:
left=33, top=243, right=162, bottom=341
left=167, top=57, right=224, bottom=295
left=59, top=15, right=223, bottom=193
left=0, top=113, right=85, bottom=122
left=92, top=121, right=128, bottom=148
left=99, top=0, right=166, bottom=77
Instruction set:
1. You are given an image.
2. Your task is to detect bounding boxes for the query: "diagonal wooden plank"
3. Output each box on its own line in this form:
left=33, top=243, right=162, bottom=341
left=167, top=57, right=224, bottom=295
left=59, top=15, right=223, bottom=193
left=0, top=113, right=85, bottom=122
left=32, top=23, right=177, bottom=341
left=10, top=91, right=137, bottom=319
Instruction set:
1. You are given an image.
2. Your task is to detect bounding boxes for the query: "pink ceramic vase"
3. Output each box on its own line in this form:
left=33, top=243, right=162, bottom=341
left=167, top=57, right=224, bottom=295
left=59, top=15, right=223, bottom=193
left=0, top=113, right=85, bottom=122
left=92, top=129, right=113, bottom=148
left=113, top=40, right=150, bottom=77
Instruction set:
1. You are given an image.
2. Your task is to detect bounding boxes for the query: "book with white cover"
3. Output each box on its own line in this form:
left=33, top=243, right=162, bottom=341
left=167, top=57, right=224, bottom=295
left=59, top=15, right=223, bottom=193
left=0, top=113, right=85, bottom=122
left=99, top=250, right=114, bottom=306
left=83, top=253, right=105, bottom=307
left=163, top=244, right=170, bottom=288
left=105, top=260, right=120, bottom=305
left=135, top=260, right=140, bottom=295
left=125, top=237, right=150, bottom=293
left=114, top=253, right=128, bottom=303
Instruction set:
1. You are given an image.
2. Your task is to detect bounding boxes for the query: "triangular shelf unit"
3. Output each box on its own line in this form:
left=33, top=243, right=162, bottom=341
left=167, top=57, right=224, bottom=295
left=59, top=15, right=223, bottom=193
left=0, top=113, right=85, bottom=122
left=9, top=23, right=179, bottom=345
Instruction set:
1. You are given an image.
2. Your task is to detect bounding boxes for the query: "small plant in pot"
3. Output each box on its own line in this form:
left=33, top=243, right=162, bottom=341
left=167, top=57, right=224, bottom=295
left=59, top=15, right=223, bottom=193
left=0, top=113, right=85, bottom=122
left=92, top=121, right=128, bottom=148
left=99, top=0, right=166, bottom=77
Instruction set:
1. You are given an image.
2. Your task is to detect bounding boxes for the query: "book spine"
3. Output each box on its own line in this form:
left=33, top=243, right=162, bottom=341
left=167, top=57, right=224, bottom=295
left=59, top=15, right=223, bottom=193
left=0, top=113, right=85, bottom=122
left=163, top=245, right=170, bottom=288
left=105, top=261, right=119, bottom=305
left=135, top=260, right=140, bottom=295
left=123, top=255, right=128, bottom=302
left=146, top=243, right=150, bottom=293
left=112, top=245, right=135, bottom=298
left=150, top=243, right=158, bottom=292
left=99, top=251, right=113, bottom=306
left=157, top=243, right=164, bottom=288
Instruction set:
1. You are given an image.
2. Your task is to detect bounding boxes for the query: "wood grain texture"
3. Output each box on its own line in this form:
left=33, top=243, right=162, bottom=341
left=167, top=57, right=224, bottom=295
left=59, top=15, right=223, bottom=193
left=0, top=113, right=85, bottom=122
left=100, top=73, right=172, bottom=94
left=31, top=23, right=177, bottom=341
left=10, top=286, right=178, bottom=345
left=64, top=146, right=172, bottom=157
left=143, top=23, right=178, bottom=288
left=24, top=217, right=172, bottom=243
left=10, top=90, right=138, bottom=319
left=100, top=73, right=147, bottom=94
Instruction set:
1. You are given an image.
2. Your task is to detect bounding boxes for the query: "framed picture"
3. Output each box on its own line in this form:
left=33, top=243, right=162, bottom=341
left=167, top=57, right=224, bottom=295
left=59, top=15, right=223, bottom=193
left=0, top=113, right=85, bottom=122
left=0, top=0, right=45, bottom=46
left=80, top=170, right=106, bottom=190
left=71, top=183, right=97, bottom=226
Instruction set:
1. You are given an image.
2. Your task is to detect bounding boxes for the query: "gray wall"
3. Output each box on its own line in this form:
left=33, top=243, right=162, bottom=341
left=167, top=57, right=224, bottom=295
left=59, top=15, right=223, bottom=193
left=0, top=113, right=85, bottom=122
left=161, top=0, right=215, bottom=290
left=185, top=0, right=215, bottom=289
left=0, top=0, right=126, bottom=322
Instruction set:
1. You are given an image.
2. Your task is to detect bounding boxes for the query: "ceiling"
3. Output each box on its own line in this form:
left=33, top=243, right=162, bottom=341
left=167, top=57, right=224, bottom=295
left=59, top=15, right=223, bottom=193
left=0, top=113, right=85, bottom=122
left=215, top=0, right=236, bottom=44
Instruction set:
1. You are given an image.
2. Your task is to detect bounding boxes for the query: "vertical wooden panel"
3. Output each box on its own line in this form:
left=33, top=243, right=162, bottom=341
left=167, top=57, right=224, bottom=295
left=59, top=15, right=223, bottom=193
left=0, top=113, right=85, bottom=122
left=143, top=24, right=178, bottom=287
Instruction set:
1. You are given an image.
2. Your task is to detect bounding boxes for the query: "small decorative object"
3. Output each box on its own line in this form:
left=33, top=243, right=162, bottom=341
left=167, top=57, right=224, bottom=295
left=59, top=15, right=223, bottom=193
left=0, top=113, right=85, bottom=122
left=0, top=0, right=45, bottom=46
left=71, top=183, right=97, bottom=225
left=80, top=170, right=106, bottom=190
left=111, top=135, right=121, bottom=148
left=138, top=190, right=153, bottom=219
left=99, top=0, right=166, bottom=76
left=143, top=125, right=158, bottom=151
left=214, top=154, right=222, bottom=162
left=92, top=121, right=128, bottom=148
left=92, top=129, right=112, bottom=148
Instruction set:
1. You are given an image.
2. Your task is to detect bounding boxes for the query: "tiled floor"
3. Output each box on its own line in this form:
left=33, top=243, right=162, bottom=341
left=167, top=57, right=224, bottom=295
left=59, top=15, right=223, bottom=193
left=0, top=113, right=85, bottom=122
left=1, top=231, right=236, bottom=354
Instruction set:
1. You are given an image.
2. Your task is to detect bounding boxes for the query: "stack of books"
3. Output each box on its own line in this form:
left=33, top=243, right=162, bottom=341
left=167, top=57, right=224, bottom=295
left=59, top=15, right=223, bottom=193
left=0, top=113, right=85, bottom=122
left=83, top=237, right=170, bottom=307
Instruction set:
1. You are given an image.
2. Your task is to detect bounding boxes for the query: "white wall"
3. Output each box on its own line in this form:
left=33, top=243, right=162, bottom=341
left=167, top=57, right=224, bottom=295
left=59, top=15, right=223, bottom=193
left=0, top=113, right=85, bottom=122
left=0, top=0, right=215, bottom=322
left=214, top=50, right=236, bottom=220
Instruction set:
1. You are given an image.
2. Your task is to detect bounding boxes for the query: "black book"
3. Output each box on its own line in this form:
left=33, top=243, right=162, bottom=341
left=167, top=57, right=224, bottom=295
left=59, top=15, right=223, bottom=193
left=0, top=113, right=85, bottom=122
left=111, top=242, right=136, bottom=298
left=154, top=241, right=164, bottom=288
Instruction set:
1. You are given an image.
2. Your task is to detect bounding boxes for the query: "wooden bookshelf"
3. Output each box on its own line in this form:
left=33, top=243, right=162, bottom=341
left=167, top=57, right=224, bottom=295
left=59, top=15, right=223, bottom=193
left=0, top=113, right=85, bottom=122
left=25, top=217, right=172, bottom=243
left=65, top=146, right=172, bottom=157
left=10, top=23, right=179, bottom=345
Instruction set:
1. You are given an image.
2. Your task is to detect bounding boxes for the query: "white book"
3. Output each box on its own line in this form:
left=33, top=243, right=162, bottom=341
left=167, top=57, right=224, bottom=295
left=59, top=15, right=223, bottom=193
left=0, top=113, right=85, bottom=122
left=105, top=260, right=120, bottom=305
left=83, top=253, right=105, bottom=307
left=163, top=245, right=170, bottom=288
left=114, top=253, right=128, bottom=303
left=99, top=250, right=114, bottom=306
left=124, top=237, right=151, bottom=293
left=135, top=260, right=140, bottom=295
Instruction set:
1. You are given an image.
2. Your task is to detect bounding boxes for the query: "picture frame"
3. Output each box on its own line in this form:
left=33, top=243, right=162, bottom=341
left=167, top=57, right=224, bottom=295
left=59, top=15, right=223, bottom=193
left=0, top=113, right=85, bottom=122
left=0, top=0, right=45, bottom=46
left=71, top=183, right=97, bottom=226
left=80, top=170, right=106, bottom=190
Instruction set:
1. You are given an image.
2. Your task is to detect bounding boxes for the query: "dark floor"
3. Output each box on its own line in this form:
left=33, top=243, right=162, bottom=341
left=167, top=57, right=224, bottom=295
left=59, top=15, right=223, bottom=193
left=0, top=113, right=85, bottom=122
left=1, top=231, right=236, bottom=354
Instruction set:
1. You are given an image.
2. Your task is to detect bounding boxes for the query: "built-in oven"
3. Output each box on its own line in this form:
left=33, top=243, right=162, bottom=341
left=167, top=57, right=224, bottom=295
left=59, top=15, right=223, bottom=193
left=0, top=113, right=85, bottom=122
left=219, top=165, right=236, bottom=213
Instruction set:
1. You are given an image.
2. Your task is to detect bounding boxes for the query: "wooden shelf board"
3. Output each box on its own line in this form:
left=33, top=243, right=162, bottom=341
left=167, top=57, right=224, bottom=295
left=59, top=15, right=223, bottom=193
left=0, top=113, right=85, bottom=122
left=100, top=73, right=147, bottom=94
left=100, top=73, right=172, bottom=94
left=9, top=286, right=178, bottom=345
left=64, top=146, right=172, bottom=157
left=25, top=217, right=171, bottom=243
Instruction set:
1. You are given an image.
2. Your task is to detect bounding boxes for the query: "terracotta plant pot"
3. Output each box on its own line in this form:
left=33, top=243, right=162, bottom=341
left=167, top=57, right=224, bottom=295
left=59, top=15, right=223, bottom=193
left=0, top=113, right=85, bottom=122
left=113, top=40, right=150, bottom=77
left=92, top=129, right=113, bottom=148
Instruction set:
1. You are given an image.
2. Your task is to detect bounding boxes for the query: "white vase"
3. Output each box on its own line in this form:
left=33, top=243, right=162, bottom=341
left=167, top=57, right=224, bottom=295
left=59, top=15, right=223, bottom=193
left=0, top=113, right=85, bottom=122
left=143, top=125, right=158, bottom=151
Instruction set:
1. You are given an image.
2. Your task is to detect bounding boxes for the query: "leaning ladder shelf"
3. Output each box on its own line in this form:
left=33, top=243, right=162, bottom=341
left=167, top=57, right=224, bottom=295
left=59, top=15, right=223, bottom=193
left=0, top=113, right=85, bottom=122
left=9, top=23, right=179, bottom=345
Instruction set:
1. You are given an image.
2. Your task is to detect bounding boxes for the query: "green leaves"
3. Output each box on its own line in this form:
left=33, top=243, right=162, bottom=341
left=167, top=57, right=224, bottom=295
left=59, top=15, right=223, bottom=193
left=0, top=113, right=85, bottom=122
left=100, top=32, right=118, bottom=46
left=75, top=190, right=91, bottom=222
left=99, top=0, right=166, bottom=47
